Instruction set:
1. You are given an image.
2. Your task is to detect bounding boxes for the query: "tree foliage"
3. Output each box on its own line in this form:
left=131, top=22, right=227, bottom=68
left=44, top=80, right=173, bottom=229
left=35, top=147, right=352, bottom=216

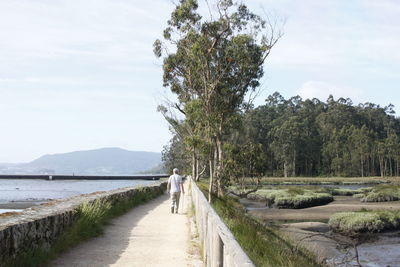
left=155, top=0, right=281, bottom=198
left=246, top=92, right=400, bottom=177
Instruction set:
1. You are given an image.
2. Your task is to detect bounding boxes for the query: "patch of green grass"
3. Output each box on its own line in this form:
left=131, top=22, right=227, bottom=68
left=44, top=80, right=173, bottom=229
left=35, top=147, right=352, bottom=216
left=329, top=210, right=400, bottom=235
left=359, top=185, right=400, bottom=202
left=248, top=188, right=333, bottom=209
left=212, top=196, right=320, bottom=267
left=5, top=184, right=166, bottom=267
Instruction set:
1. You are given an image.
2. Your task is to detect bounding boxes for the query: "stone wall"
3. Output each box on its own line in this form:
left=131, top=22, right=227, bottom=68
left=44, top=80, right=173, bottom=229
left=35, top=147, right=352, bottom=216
left=190, top=180, right=254, bottom=267
left=0, top=182, right=166, bottom=266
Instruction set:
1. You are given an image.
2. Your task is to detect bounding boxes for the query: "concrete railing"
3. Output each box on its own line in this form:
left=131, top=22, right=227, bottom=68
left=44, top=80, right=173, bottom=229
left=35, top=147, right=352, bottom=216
left=190, top=179, right=254, bottom=267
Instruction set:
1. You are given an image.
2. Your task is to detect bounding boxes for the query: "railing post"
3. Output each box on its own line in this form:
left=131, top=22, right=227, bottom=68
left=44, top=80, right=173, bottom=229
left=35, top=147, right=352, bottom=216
left=212, top=230, right=224, bottom=267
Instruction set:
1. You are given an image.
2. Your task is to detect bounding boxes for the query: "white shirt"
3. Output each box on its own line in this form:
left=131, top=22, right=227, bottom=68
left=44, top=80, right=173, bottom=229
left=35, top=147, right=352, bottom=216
left=168, top=174, right=183, bottom=193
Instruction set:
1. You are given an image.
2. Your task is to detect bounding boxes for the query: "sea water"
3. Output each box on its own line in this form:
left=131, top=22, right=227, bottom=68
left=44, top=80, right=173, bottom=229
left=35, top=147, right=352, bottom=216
left=0, top=179, right=157, bottom=213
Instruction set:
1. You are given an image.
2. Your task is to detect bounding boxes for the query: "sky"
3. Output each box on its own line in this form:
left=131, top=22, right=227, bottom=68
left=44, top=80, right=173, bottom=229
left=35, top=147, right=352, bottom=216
left=0, top=0, right=399, bottom=162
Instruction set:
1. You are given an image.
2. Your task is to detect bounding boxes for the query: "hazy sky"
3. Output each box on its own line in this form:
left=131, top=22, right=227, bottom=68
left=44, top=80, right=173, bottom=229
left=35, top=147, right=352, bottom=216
left=0, top=0, right=399, bottom=162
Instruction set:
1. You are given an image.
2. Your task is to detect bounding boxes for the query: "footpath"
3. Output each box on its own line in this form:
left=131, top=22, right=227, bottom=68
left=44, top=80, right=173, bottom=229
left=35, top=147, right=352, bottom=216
left=50, top=183, right=202, bottom=267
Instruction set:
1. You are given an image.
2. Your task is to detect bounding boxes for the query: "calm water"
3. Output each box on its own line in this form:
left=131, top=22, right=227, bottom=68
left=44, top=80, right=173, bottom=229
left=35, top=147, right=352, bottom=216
left=0, top=179, right=157, bottom=211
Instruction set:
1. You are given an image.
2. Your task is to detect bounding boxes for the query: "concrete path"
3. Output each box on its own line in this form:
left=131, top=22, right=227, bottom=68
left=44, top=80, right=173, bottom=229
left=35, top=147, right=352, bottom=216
left=50, top=184, right=202, bottom=267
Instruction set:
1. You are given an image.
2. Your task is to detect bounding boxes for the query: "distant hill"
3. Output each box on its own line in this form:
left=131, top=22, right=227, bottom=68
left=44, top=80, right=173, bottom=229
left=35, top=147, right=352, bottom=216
left=0, top=148, right=163, bottom=175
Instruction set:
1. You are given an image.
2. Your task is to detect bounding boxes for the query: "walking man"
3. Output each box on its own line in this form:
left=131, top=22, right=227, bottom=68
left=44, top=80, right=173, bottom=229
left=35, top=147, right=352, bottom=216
left=167, top=168, right=185, bottom=214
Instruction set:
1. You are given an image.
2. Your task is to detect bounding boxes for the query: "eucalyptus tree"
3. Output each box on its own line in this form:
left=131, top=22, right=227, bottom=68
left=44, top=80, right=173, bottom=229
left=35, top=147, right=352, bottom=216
left=269, top=108, right=303, bottom=177
left=162, top=134, right=190, bottom=173
left=224, top=140, right=266, bottom=197
left=154, top=0, right=281, bottom=198
left=346, top=125, right=372, bottom=177
left=244, top=93, right=400, bottom=177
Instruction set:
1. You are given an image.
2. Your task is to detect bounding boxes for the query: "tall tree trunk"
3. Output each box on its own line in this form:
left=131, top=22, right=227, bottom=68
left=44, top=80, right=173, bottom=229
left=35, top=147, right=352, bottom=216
left=292, top=150, right=296, bottom=177
left=384, top=159, right=388, bottom=178
left=284, top=161, right=288, bottom=178
left=379, top=156, right=384, bottom=178
left=192, top=150, right=197, bottom=181
left=389, top=156, right=393, bottom=177
left=336, top=151, right=340, bottom=176
left=208, top=144, right=219, bottom=202
left=371, top=154, right=376, bottom=176
left=215, top=137, right=225, bottom=197
left=196, top=158, right=200, bottom=181
left=208, top=157, right=214, bottom=203
left=305, top=158, right=308, bottom=177
left=213, top=144, right=218, bottom=179
left=360, top=157, right=364, bottom=177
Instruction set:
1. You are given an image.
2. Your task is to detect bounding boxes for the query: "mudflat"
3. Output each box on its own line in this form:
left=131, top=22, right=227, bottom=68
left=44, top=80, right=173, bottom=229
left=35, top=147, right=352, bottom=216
left=248, top=196, right=400, bottom=221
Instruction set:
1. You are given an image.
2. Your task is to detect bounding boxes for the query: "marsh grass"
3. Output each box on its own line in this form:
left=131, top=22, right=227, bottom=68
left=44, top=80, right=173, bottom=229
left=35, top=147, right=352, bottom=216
left=5, top=185, right=165, bottom=267
left=248, top=188, right=333, bottom=209
left=259, top=177, right=394, bottom=185
left=355, top=185, right=400, bottom=202
left=197, top=182, right=321, bottom=267
left=316, top=186, right=373, bottom=196
left=328, top=188, right=358, bottom=196
left=329, top=210, right=400, bottom=235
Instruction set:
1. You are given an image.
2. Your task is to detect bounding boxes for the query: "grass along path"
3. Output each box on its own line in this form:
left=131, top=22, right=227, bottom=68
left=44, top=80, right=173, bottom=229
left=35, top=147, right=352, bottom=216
left=49, top=183, right=201, bottom=267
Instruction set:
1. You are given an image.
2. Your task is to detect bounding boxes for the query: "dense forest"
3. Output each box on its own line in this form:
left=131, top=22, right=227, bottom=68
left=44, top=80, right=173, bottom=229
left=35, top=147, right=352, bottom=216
left=163, top=92, right=400, bottom=178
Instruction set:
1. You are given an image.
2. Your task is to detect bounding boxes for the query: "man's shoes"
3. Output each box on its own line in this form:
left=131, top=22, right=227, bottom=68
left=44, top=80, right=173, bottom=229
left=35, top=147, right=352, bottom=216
left=171, top=207, right=174, bottom=214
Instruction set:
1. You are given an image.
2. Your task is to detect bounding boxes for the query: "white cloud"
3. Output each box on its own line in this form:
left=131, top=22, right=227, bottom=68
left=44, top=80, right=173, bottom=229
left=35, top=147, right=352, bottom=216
left=0, top=0, right=171, bottom=63
left=255, top=0, right=400, bottom=77
left=0, top=78, right=17, bottom=82
left=296, top=81, right=366, bottom=103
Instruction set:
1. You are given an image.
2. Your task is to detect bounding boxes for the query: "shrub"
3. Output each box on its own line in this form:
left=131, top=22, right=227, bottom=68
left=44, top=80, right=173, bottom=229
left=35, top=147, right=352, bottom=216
left=274, top=193, right=333, bottom=209
left=329, top=210, right=400, bottom=235
left=330, top=188, right=355, bottom=196
left=318, top=187, right=373, bottom=196
left=353, top=193, right=365, bottom=199
left=360, top=185, right=400, bottom=202
left=362, top=192, right=399, bottom=202
left=249, top=188, right=333, bottom=209
left=357, top=187, right=374, bottom=193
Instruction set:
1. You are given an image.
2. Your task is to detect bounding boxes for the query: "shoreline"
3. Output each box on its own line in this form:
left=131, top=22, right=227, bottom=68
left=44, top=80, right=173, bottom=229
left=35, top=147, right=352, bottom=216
left=0, top=201, right=43, bottom=209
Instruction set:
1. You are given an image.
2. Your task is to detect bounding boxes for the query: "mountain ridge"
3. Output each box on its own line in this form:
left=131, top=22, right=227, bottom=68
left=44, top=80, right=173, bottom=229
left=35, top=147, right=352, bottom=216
left=0, top=147, right=163, bottom=175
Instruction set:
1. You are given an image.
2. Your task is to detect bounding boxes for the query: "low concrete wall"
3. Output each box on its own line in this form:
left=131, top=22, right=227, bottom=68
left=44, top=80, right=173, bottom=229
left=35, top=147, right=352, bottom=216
left=0, top=182, right=166, bottom=266
left=190, top=180, right=254, bottom=267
